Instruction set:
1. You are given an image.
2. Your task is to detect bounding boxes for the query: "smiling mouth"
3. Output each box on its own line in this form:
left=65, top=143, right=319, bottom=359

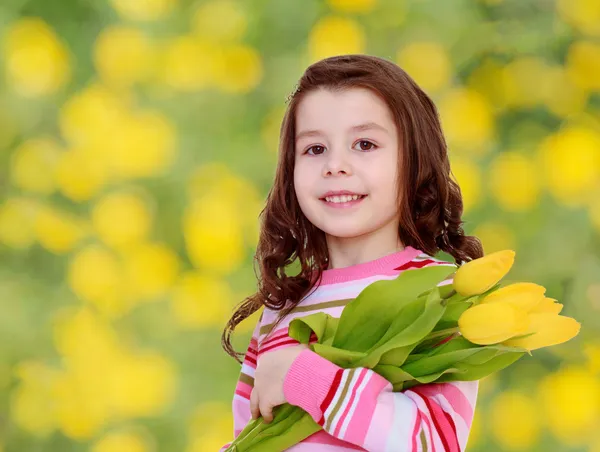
left=320, top=194, right=368, bottom=206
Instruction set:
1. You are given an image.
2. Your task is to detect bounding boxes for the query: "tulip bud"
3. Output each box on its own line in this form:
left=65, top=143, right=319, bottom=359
left=529, top=297, right=563, bottom=315
left=503, top=313, right=581, bottom=351
left=453, top=250, right=515, bottom=297
left=480, top=282, right=546, bottom=312
left=458, top=302, right=530, bottom=345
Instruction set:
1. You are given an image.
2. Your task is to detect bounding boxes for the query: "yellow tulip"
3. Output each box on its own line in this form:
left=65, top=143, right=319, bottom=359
left=453, top=249, right=515, bottom=297
left=480, top=282, right=546, bottom=312
left=529, top=297, right=563, bottom=315
left=504, top=313, right=581, bottom=351
left=458, top=302, right=530, bottom=345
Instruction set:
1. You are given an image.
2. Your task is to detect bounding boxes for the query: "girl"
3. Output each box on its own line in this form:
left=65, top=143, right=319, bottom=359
left=220, top=54, right=484, bottom=452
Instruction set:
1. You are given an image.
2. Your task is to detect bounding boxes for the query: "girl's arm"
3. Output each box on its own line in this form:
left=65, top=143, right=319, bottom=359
left=219, top=311, right=263, bottom=452
left=283, top=349, right=478, bottom=452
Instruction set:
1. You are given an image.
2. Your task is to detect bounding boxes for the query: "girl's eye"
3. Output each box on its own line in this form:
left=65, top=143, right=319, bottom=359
left=305, top=140, right=377, bottom=155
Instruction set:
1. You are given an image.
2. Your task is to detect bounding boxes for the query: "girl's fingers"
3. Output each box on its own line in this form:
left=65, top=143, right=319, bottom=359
left=250, top=388, right=260, bottom=420
left=260, top=401, right=273, bottom=423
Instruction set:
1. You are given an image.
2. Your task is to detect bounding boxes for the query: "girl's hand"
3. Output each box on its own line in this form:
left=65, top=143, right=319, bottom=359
left=250, top=343, right=310, bottom=423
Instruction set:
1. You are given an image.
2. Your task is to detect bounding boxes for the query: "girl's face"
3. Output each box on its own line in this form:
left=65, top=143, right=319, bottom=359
left=293, top=87, right=401, bottom=242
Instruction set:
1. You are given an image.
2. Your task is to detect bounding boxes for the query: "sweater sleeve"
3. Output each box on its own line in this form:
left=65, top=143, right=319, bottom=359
left=283, top=350, right=478, bottom=452
left=219, top=310, right=263, bottom=452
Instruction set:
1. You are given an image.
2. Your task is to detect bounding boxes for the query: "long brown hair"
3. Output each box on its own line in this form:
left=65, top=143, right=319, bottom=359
left=221, top=54, right=484, bottom=364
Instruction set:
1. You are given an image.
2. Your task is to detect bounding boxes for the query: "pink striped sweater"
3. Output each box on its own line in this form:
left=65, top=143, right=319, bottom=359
left=221, top=246, right=479, bottom=451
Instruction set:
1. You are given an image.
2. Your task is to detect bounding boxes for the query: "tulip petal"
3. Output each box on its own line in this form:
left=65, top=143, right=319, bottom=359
left=458, top=302, right=529, bottom=345
left=503, top=313, right=581, bottom=351
left=529, top=297, right=563, bottom=315
left=453, top=250, right=515, bottom=297
left=480, top=282, right=546, bottom=312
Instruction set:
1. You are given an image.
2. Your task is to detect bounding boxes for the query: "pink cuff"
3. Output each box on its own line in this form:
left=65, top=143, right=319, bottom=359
left=283, top=349, right=342, bottom=422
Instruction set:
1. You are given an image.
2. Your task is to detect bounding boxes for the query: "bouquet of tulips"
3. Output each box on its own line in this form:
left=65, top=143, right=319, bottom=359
left=225, top=250, right=581, bottom=452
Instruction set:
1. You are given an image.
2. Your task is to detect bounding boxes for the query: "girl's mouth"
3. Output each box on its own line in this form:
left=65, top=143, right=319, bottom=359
left=320, top=194, right=367, bottom=208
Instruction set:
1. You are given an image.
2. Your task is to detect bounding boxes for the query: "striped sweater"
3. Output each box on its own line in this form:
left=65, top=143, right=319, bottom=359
left=220, top=245, right=479, bottom=451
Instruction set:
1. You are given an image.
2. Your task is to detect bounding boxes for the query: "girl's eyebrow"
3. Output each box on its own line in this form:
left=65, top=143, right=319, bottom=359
left=295, top=121, right=389, bottom=142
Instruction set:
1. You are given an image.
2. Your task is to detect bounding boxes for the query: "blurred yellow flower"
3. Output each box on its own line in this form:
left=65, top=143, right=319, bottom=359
left=467, top=58, right=508, bottom=111
left=538, top=366, right=600, bottom=446
left=488, top=151, right=540, bottom=211
left=110, top=352, right=177, bottom=418
left=10, top=137, right=62, bottom=194
left=187, top=402, right=233, bottom=452
left=109, top=0, right=176, bottom=21
left=543, top=66, right=589, bottom=117
left=183, top=193, right=245, bottom=275
left=10, top=361, right=59, bottom=436
left=472, top=222, right=516, bottom=255
left=91, top=430, right=150, bottom=452
left=191, top=0, right=248, bottom=42
left=170, top=272, right=233, bottom=329
left=453, top=249, right=515, bottom=297
left=215, top=44, right=263, bottom=94
left=59, top=83, right=132, bottom=148
left=94, top=25, right=153, bottom=88
left=490, top=391, right=541, bottom=449
left=537, top=126, right=600, bottom=207
left=104, top=110, right=177, bottom=179
left=55, top=147, right=109, bottom=202
left=92, top=191, right=153, bottom=250
left=34, top=206, right=88, bottom=254
left=557, top=0, right=600, bottom=37
left=326, top=0, right=377, bottom=13
left=566, top=40, right=600, bottom=92
left=458, top=302, right=529, bottom=345
left=308, top=16, right=366, bottom=63
left=0, top=197, right=40, bottom=248
left=123, top=242, right=180, bottom=301
left=67, top=245, right=129, bottom=316
left=448, top=157, right=482, bottom=212
left=396, top=42, right=451, bottom=93
left=3, top=18, right=70, bottom=96
left=501, top=57, right=552, bottom=109
left=439, top=87, right=495, bottom=153
left=161, top=36, right=220, bottom=91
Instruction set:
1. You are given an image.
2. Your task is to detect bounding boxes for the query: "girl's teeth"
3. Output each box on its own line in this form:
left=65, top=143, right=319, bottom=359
left=325, top=195, right=363, bottom=203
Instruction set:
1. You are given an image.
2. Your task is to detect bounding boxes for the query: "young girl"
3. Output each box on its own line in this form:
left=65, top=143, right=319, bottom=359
left=220, top=54, right=484, bottom=452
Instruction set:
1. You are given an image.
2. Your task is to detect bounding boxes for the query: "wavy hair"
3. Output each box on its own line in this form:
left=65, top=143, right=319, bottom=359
left=222, top=54, right=484, bottom=364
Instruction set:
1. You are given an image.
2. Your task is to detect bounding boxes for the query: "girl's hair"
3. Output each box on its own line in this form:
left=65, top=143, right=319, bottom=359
left=221, top=54, right=484, bottom=364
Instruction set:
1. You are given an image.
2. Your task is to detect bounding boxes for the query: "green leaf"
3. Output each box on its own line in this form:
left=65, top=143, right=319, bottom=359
left=332, top=265, right=456, bottom=351
left=436, top=351, right=526, bottom=382
left=311, top=343, right=368, bottom=368
left=288, top=312, right=336, bottom=344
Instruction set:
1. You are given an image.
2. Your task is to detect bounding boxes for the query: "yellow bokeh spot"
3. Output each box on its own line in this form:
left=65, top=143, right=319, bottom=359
left=109, top=0, right=176, bottom=21
left=538, top=365, right=600, bottom=446
left=91, top=430, right=150, bottom=452
left=472, top=222, right=516, bottom=255
left=543, top=66, right=588, bottom=117
left=449, top=157, right=482, bottom=212
left=489, top=391, right=541, bottom=449
left=215, top=44, right=263, bottom=94
left=261, top=106, right=286, bottom=154
left=160, top=36, right=221, bottom=91
left=67, top=245, right=129, bottom=317
left=466, top=409, right=483, bottom=448
left=55, top=148, right=109, bottom=202
left=94, top=25, right=153, bottom=88
left=439, top=87, right=495, bottom=153
left=0, top=197, right=40, bottom=248
left=308, top=16, right=366, bottom=63
left=467, top=58, right=509, bottom=111
left=191, top=0, right=248, bottom=42
left=92, top=191, right=153, bottom=250
left=34, top=206, right=88, bottom=254
left=123, top=242, right=180, bottom=301
left=3, top=17, right=70, bottom=96
left=557, top=0, right=600, bottom=37
left=537, top=126, right=600, bottom=207
left=488, top=151, right=540, bottom=211
left=184, top=193, right=245, bottom=275
left=10, top=137, right=62, bottom=194
left=396, top=42, right=451, bottom=93
left=326, top=0, right=377, bottom=13
left=501, top=57, right=552, bottom=109
left=187, top=402, right=233, bottom=452
left=170, top=272, right=234, bottom=329
left=566, top=40, right=600, bottom=92
left=10, top=361, right=59, bottom=436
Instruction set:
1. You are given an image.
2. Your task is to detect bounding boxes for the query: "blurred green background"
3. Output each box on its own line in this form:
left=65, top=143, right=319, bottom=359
left=0, top=0, right=599, bottom=450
